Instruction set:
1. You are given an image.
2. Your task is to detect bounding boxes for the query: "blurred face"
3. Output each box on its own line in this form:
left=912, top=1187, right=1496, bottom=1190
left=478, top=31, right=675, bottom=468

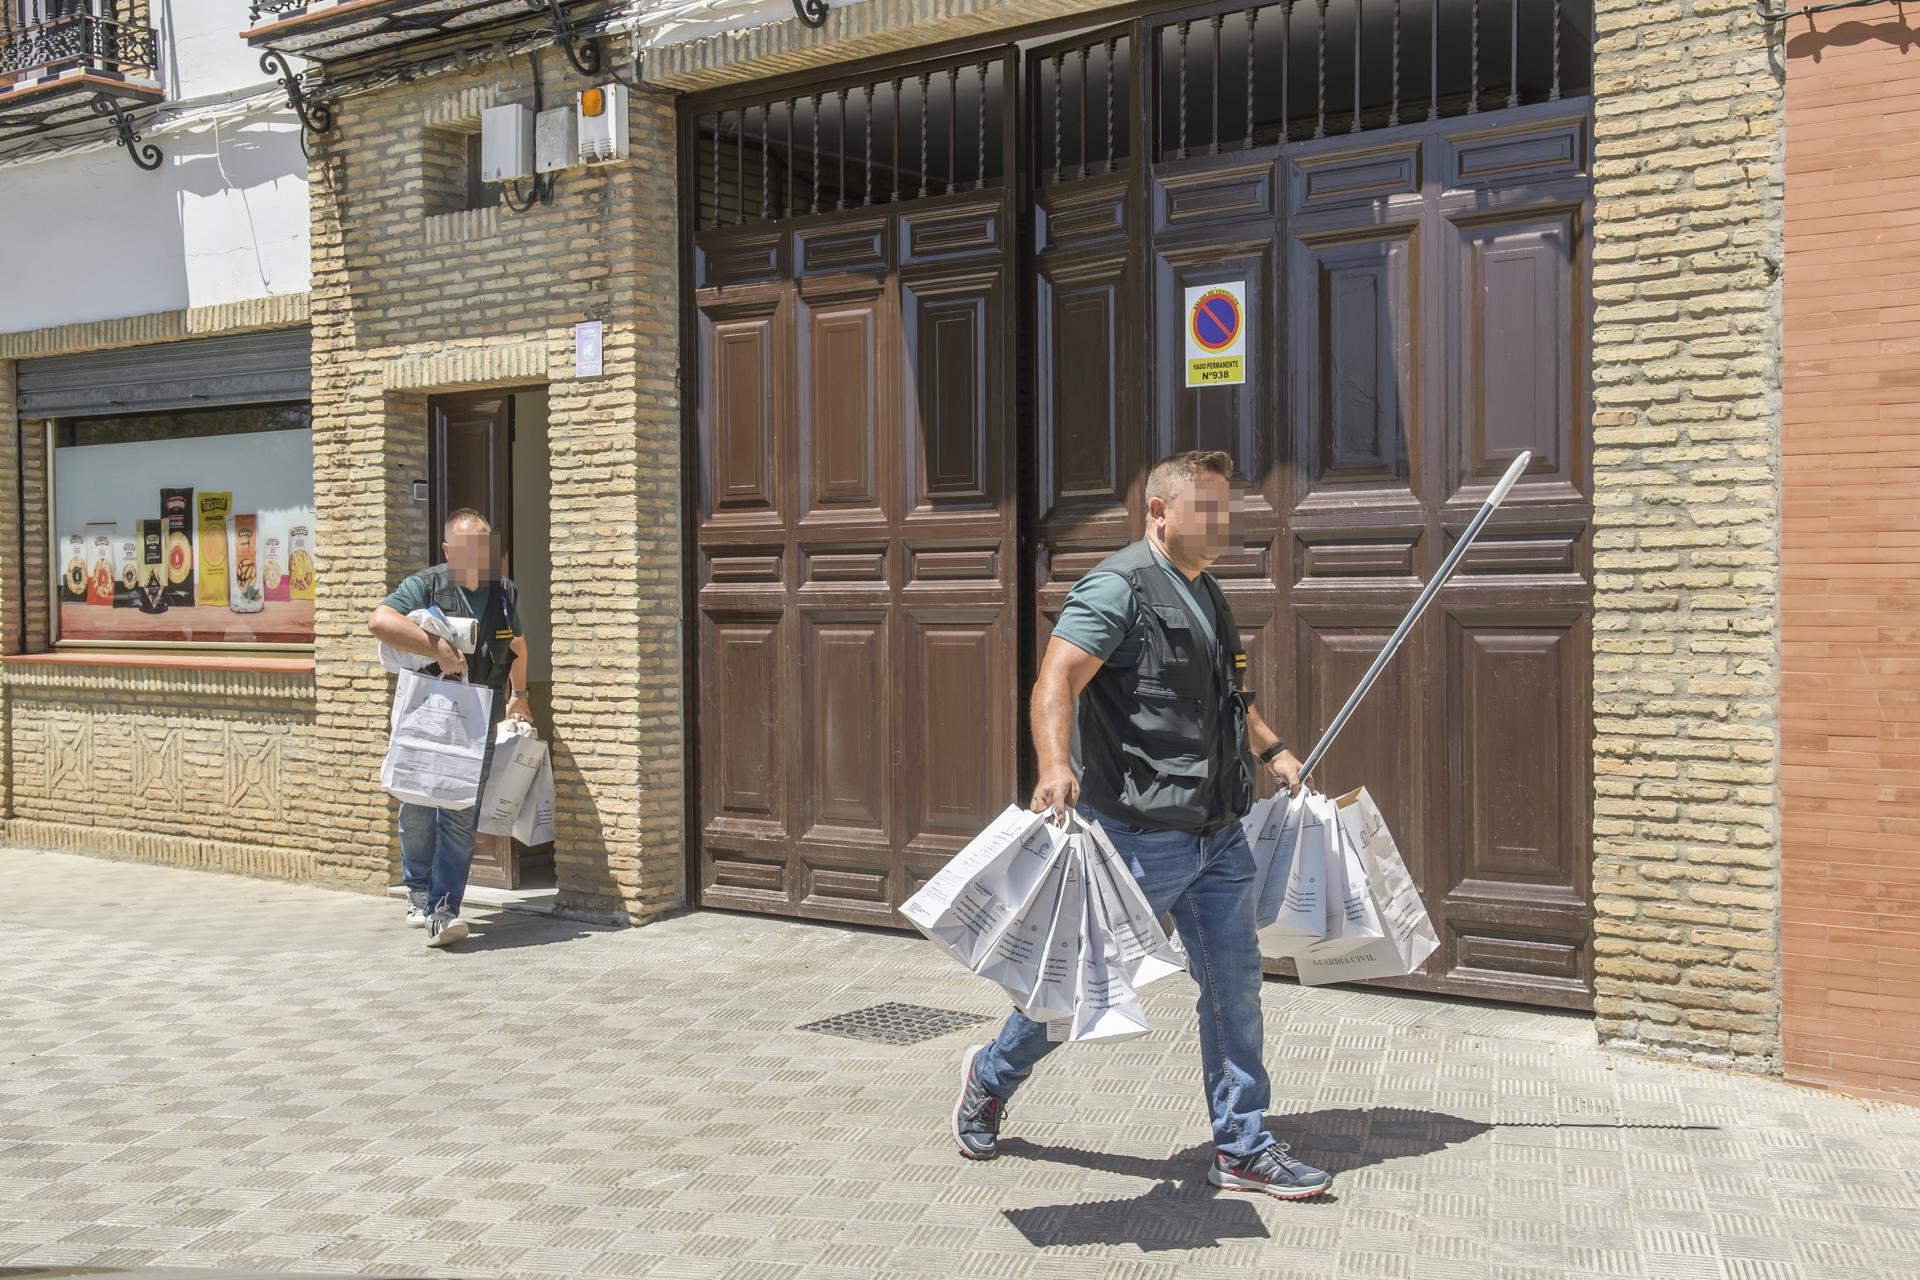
left=1149, top=470, right=1232, bottom=569
left=443, top=521, right=496, bottom=587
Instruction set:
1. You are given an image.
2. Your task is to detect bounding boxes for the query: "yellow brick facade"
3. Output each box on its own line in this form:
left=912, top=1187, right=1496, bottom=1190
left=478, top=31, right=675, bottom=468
left=303, top=45, right=683, bottom=919
left=1587, top=0, right=1785, bottom=1071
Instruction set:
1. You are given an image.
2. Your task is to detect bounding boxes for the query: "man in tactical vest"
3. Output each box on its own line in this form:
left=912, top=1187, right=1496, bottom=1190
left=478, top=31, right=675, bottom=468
left=951, top=450, right=1332, bottom=1199
left=368, top=509, right=531, bottom=948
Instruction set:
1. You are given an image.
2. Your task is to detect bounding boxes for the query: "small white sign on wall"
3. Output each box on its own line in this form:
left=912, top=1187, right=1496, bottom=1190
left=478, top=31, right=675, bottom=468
left=575, top=320, right=604, bottom=379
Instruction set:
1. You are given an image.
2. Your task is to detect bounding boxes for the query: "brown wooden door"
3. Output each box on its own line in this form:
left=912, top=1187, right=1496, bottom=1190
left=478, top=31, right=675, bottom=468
left=428, top=392, right=513, bottom=562
left=691, top=54, right=1019, bottom=925
left=426, top=390, right=521, bottom=889
left=1273, top=104, right=1595, bottom=1007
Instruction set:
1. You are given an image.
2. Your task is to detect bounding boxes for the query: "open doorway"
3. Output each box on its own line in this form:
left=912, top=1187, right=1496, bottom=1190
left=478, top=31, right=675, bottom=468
left=426, top=386, right=554, bottom=890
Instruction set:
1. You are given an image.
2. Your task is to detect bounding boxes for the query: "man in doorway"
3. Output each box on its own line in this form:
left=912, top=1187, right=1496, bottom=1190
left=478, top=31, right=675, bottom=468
left=368, top=509, right=532, bottom=948
left=951, top=450, right=1331, bottom=1200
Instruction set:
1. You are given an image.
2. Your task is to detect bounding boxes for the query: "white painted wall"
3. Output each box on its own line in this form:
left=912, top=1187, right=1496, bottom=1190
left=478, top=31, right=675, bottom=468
left=0, top=0, right=309, bottom=335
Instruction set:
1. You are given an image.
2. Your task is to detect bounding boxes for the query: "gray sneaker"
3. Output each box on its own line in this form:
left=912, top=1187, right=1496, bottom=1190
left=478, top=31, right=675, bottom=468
left=952, top=1043, right=1007, bottom=1160
left=405, top=892, right=429, bottom=928
left=1207, top=1144, right=1332, bottom=1200
left=425, top=911, right=469, bottom=948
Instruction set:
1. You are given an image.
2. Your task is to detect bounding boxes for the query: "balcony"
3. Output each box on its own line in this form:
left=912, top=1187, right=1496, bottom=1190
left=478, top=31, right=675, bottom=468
left=243, top=0, right=603, bottom=65
left=0, top=1, right=161, bottom=137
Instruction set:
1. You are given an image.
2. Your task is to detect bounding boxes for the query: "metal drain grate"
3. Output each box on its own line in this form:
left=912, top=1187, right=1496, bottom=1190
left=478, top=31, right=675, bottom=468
left=798, top=1002, right=992, bottom=1047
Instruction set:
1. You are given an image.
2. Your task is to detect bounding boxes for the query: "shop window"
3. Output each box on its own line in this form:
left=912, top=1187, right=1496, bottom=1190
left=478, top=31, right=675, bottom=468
left=51, top=404, right=316, bottom=649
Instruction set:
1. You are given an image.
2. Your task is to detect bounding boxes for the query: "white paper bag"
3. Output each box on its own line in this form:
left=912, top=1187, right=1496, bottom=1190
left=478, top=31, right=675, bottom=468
left=1297, top=788, right=1440, bottom=986
left=512, top=754, right=557, bottom=847
left=1068, top=870, right=1152, bottom=1043
left=1029, top=852, right=1090, bottom=1020
left=1080, top=818, right=1185, bottom=991
left=1306, top=818, right=1388, bottom=955
left=900, top=805, right=1061, bottom=972
left=1246, top=791, right=1308, bottom=929
left=380, top=671, right=493, bottom=809
left=477, top=720, right=547, bottom=836
left=977, top=834, right=1068, bottom=1003
left=1257, top=791, right=1337, bottom=957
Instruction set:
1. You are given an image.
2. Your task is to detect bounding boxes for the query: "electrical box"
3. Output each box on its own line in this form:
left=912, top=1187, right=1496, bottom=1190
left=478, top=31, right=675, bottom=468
left=479, top=103, right=532, bottom=183
left=535, top=105, right=577, bottom=175
left=577, top=84, right=629, bottom=164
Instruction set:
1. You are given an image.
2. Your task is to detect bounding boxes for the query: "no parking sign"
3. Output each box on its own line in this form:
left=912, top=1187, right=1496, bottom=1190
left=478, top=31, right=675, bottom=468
left=1185, top=281, right=1246, bottom=388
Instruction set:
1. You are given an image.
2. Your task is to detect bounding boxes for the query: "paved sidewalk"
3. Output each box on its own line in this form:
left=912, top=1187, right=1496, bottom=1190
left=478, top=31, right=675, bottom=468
left=2, top=851, right=1917, bottom=1280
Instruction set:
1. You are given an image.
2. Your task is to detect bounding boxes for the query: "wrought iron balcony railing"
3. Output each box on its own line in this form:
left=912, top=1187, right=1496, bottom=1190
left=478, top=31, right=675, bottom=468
left=0, top=1, right=159, bottom=82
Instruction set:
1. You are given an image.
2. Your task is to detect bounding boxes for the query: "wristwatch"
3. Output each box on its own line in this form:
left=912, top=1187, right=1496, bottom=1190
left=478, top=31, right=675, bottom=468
left=510, top=689, right=528, bottom=700
left=1257, top=741, right=1287, bottom=766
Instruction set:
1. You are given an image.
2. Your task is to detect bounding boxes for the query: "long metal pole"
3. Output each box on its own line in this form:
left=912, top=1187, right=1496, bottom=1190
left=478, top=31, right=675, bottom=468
left=1296, top=450, right=1531, bottom=788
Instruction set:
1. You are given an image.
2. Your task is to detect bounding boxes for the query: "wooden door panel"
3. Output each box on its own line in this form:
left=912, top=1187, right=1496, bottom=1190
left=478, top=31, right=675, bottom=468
left=1450, top=208, right=1580, bottom=502
left=1291, top=616, right=1424, bottom=852
left=1290, top=225, right=1419, bottom=505
left=701, top=299, right=784, bottom=523
left=1037, top=256, right=1129, bottom=518
left=697, top=608, right=792, bottom=914
left=1438, top=606, right=1592, bottom=1005
left=799, top=288, right=887, bottom=518
left=902, top=266, right=1003, bottom=516
left=903, top=612, right=1008, bottom=845
left=801, top=612, right=892, bottom=838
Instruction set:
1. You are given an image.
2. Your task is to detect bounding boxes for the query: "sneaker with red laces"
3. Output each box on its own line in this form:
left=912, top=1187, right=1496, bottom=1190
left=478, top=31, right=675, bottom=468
left=952, top=1043, right=1008, bottom=1160
left=1207, top=1145, right=1332, bottom=1199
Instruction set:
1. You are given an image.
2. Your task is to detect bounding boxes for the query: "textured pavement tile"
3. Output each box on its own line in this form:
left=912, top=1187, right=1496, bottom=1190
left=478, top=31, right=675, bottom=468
left=2, top=848, right=1918, bottom=1278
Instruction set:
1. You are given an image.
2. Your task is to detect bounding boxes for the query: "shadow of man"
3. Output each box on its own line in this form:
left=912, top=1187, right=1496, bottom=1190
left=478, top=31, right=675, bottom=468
left=998, top=1106, right=1491, bottom=1252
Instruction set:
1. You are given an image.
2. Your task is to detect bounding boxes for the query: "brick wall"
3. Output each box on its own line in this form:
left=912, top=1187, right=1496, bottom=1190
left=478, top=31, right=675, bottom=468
left=1780, top=3, right=1920, bottom=1104
left=1588, top=0, right=1787, bottom=1071
left=304, top=47, right=684, bottom=920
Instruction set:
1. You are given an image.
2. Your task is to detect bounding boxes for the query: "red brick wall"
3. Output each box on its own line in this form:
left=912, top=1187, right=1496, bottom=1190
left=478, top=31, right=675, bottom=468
left=1782, top=4, right=1920, bottom=1104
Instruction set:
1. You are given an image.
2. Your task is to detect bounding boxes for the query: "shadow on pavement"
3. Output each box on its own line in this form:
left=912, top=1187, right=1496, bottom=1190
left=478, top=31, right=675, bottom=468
left=1000, top=1107, right=1720, bottom=1251
left=440, top=910, right=617, bottom=953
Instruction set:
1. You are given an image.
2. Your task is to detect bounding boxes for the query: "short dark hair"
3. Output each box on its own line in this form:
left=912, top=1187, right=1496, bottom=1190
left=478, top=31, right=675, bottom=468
left=1145, top=450, right=1233, bottom=505
left=443, top=508, right=491, bottom=538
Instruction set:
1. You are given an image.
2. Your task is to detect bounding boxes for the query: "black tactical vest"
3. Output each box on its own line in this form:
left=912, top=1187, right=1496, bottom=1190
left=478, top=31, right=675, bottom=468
left=416, top=562, right=517, bottom=699
left=1072, top=540, right=1255, bottom=834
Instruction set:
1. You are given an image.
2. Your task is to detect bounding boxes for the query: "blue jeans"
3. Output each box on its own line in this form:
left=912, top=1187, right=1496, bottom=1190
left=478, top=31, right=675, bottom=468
left=397, top=732, right=495, bottom=917
left=974, top=803, right=1275, bottom=1161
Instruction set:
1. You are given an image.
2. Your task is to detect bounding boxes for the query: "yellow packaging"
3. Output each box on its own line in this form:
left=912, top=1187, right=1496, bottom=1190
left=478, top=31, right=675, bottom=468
left=197, top=493, right=231, bottom=607
left=288, top=522, right=315, bottom=601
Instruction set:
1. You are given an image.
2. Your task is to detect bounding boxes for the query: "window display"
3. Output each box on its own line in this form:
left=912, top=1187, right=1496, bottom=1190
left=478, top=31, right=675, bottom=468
left=52, top=405, right=316, bottom=648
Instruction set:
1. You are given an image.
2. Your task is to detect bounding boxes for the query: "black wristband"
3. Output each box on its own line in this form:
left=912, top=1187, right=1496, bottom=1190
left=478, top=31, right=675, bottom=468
left=1257, top=741, right=1287, bottom=765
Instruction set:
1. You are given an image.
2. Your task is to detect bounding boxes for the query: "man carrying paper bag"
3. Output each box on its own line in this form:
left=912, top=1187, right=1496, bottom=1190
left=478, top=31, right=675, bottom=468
left=369, top=509, right=535, bottom=948
left=949, top=451, right=1332, bottom=1201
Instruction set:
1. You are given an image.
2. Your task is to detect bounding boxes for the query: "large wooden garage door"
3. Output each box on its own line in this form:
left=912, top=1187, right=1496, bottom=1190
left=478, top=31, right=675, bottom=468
left=689, top=54, right=1019, bottom=926
left=1031, top=4, right=1596, bottom=1007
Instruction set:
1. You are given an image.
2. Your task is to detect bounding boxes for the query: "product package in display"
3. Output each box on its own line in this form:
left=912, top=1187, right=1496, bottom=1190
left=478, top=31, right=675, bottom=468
left=288, top=523, right=315, bottom=601
left=196, top=493, right=231, bottom=607
left=112, top=534, right=140, bottom=608
left=138, top=520, right=168, bottom=614
left=59, top=533, right=87, bottom=605
left=86, top=526, right=115, bottom=607
left=160, top=488, right=194, bottom=607
left=230, top=514, right=264, bottom=613
left=261, top=534, right=289, bottom=602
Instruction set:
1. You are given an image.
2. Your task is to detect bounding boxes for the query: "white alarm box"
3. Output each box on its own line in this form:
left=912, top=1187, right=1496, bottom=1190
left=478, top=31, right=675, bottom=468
left=577, top=84, right=629, bottom=164
left=479, top=103, right=532, bottom=183
left=535, top=105, right=577, bottom=174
